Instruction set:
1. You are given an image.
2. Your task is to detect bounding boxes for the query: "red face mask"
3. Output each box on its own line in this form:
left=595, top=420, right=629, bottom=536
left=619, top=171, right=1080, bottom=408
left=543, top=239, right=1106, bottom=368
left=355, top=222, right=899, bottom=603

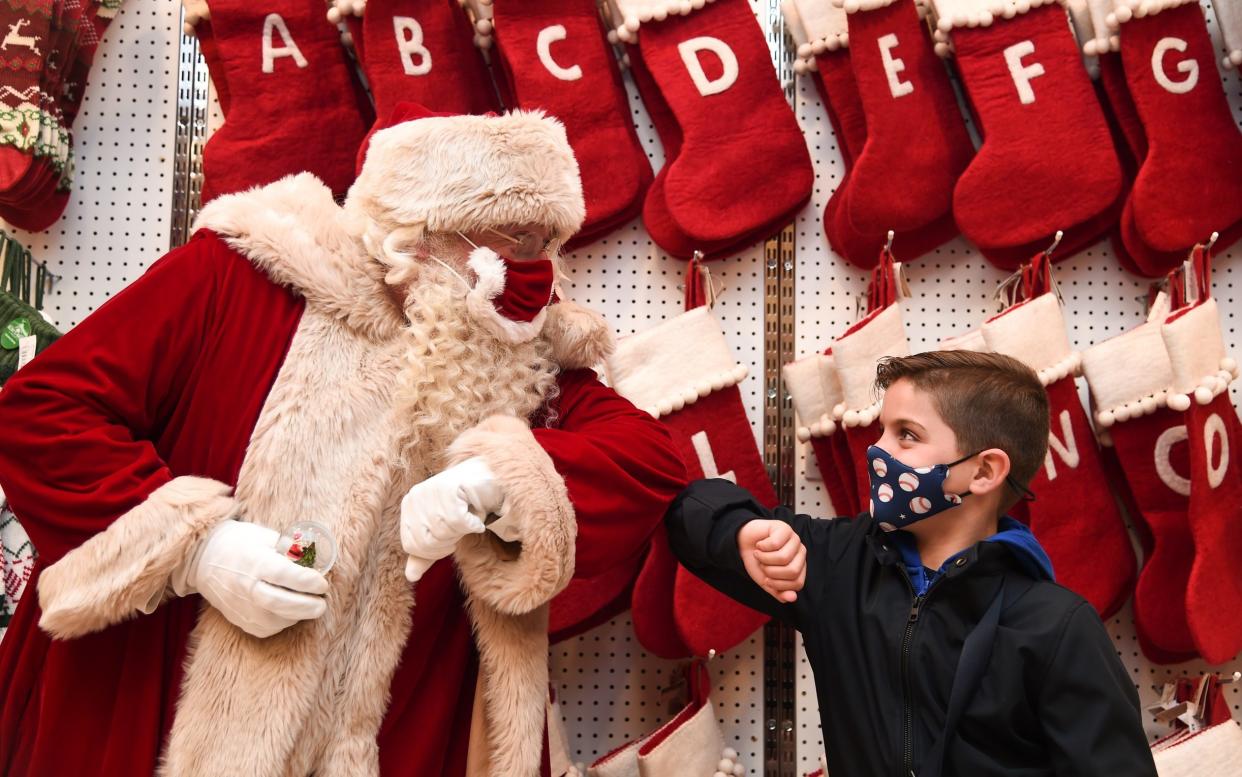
left=492, top=255, right=556, bottom=323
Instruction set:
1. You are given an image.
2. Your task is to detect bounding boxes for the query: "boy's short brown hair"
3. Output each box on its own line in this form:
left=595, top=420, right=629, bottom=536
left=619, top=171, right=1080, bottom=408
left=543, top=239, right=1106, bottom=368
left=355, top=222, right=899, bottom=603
left=874, top=351, right=1050, bottom=502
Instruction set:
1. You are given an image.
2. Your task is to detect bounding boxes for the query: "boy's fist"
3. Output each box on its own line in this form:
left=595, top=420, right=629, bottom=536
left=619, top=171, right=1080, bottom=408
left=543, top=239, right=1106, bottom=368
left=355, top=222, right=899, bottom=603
left=737, top=519, right=807, bottom=603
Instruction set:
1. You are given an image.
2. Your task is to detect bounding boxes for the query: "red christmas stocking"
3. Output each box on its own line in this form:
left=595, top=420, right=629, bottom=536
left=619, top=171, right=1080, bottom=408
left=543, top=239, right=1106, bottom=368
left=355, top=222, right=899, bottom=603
left=1162, top=291, right=1242, bottom=664
left=1112, top=0, right=1242, bottom=256
left=786, top=0, right=960, bottom=267
left=982, top=291, right=1136, bottom=617
left=622, top=44, right=769, bottom=260
left=0, top=0, right=54, bottom=202
left=833, top=299, right=911, bottom=507
left=1082, top=301, right=1197, bottom=662
left=837, top=0, right=973, bottom=237
left=490, top=0, right=652, bottom=249
left=785, top=350, right=858, bottom=517
left=607, top=304, right=774, bottom=658
left=332, top=0, right=498, bottom=171
left=612, top=0, right=813, bottom=246
left=549, top=554, right=640, bottom=644
left=0, top=0, right=116, bottom=230
left=193, top=0, right=373, bottom=203
left=936, top=0, right=1122, bottom=253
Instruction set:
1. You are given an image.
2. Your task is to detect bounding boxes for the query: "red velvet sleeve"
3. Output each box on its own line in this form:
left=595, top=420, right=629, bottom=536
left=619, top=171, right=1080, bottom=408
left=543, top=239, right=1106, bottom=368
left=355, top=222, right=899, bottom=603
left=534, top=369, right=689, bottom=579
left=0, top=236, right=221, bottom=564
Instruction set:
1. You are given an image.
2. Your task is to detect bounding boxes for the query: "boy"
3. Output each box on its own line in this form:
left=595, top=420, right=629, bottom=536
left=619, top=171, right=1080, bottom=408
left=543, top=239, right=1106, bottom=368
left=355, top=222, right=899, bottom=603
left=666, top=351, right=1156, bottom=777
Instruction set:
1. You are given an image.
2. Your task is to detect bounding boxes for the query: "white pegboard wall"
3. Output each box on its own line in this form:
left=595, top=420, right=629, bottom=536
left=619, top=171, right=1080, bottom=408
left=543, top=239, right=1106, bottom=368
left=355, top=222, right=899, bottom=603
left=790, top=3, right=1242, bottom=773
left=1, top=0, right=179, bottom=330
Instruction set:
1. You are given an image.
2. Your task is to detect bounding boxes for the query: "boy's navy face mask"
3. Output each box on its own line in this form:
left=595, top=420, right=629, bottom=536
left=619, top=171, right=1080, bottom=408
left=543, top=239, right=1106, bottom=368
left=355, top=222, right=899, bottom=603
left=866, top=445, right=975, bottom=532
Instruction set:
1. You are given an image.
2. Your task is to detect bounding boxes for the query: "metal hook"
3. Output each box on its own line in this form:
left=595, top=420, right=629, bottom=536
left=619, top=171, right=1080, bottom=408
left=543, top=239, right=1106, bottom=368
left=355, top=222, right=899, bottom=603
left=993, top=269, right=1024, bottom=311
left=1042, top=229, right=1064, bottom=258
left=884, top=230, right=894, bottom=254
left=1207, top=231, right=1220, bottom=250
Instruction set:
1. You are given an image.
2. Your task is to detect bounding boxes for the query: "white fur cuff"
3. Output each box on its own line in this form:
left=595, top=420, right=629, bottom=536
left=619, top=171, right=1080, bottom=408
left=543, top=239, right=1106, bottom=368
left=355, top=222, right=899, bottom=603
left=38, top=476, right=237, bottom=639
left=449, top=416, right=576, bottom=615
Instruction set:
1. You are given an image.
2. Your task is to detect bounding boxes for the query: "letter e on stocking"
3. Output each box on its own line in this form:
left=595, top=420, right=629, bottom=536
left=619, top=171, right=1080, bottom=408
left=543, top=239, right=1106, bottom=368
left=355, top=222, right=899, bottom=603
left=878, top=34, right=913, bottom=98
left=691, top=430, right=736, bottom=483
left=678, top=37, right=739, bottom=97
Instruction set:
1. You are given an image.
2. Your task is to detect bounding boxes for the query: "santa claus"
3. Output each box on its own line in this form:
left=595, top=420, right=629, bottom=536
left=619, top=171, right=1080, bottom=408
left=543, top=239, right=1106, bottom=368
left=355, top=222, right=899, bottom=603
left=0, top=106, right=687, bottom=776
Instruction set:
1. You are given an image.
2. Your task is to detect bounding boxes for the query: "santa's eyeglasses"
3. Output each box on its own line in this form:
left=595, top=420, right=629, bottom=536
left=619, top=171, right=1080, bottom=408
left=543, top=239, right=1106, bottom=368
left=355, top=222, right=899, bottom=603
left=486, top=227, right=558, bottom=260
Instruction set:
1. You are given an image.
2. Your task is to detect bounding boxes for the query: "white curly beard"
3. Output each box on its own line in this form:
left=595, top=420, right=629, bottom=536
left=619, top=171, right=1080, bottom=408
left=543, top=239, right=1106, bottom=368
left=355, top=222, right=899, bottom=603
left=386, top=254, right=560, bottom=479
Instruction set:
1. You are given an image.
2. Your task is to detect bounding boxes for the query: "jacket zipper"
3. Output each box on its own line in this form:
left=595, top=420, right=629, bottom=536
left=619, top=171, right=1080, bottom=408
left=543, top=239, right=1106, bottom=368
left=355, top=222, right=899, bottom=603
left=899, top=571, right=945, bottom=777
left=902, top=591, right=923, bottom=776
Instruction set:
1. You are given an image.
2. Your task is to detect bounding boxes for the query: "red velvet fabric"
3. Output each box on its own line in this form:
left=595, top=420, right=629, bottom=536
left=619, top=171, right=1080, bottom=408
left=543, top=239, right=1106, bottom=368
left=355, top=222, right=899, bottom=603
left=0, top=231, right=687, bottom=775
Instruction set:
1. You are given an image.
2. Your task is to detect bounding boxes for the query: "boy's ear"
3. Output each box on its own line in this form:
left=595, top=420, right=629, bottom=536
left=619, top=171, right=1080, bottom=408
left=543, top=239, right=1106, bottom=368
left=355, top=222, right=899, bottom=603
left=969, top=448, right=1013, bottom=496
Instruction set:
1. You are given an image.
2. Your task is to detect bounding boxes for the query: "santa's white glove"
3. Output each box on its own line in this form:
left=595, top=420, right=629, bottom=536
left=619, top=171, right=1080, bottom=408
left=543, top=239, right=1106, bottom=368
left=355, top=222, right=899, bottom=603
left=170, top=520, right=329, bottom=638
left=400, top=456, right=509, bottom=582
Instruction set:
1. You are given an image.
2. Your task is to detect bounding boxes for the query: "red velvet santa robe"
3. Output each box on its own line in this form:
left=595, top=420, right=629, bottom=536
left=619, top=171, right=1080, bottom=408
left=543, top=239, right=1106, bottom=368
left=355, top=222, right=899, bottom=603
left=0, top=180, right=686, bottom=776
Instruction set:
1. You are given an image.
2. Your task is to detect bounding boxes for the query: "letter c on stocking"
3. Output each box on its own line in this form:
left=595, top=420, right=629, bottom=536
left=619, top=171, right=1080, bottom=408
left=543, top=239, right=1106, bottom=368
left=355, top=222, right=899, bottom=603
left=678, top=36, right=739, bottom=97
left=537, top=25, right=582, bottom=81
left=1154, top=424, right=1192, bottom=497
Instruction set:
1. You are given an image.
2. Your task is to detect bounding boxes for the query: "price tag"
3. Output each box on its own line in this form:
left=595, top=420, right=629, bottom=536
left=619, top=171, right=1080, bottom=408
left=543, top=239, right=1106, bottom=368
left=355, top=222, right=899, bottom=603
left=17, top=335, right=36, bottom=370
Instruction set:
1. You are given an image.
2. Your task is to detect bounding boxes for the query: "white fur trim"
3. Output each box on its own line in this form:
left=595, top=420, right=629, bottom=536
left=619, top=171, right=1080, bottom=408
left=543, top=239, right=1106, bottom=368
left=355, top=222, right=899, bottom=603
left=636, top=700, right=725, bottom=774
left=832, top=304, right=909, bottom=426
left=1081, top=321, right=1174, bottom=428
left=832, top=0, right=900, bottom=15
left=605, top=306, right=748, bottom=419
left=37, top=477, right=236, bottom=639
left=449, top=416, right=577, bottom=615
left=464, top=248, right=551, bottom=345
left=541, top=301, right=616, bottom=371
left=1105, top=0, right=1198, bottom=30
left=783, top=0, right=814, bottom=75
left=982, top=293, right=1081, bottom=386
left=612, top=0, right=719, bottom=42
left=939, top=328, right=988, bottom=352
left=195, top=173, right=404, bottom=342
left=1080, top=0, right=1119, bottom=53
left=789, top=0, right=850, bottom=75
left=1161, top=298, right=1239, bottom=408
left=347, top=110, right=585, bottom=244
left=784, top=353, right=834, bottom=442
left=1153, top=721, right=1242, bottom=775
left=1217, top=0, right=1242, bottom=69
left=931, top=0, right=1064, bottom=32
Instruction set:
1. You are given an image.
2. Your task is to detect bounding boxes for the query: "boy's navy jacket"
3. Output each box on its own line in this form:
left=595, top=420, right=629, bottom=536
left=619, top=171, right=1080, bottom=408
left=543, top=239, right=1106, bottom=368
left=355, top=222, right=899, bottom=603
left=665, top=478, right=1157, bottom=777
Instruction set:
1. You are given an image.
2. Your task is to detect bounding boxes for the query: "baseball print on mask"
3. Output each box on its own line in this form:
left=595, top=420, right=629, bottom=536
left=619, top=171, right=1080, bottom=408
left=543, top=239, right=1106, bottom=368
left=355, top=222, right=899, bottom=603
left=866, top=444, right=973, bottom=531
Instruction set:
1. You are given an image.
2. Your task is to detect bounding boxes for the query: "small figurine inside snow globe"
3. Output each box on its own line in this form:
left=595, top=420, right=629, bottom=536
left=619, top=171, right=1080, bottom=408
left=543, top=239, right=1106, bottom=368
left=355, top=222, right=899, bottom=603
left=276, top=521, right=338, bottom=574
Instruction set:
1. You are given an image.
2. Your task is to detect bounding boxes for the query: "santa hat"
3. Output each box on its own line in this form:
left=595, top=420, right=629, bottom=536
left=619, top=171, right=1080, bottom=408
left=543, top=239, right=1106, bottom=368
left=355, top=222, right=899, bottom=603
left=346, top=102, right=587, bottom=244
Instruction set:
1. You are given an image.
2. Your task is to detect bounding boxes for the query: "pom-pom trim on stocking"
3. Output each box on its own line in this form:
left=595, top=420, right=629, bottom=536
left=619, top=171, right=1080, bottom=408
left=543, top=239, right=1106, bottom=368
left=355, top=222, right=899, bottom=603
left=610, top=0, right=719, bottom=43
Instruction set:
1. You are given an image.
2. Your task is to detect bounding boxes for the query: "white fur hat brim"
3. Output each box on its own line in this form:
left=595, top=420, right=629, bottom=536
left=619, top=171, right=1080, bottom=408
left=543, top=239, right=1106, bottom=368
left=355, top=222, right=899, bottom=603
left=347, top=109, right=586, bottom=243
